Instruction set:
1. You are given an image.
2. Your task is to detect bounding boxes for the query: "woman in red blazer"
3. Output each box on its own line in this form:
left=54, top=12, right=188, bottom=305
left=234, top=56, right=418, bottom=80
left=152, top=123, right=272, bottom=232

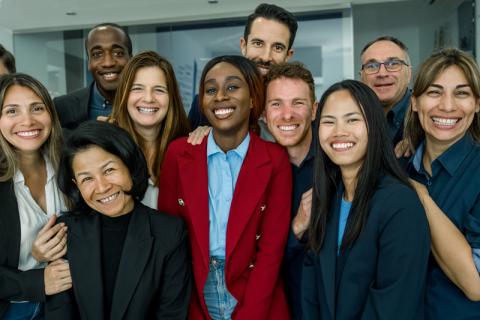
left=158, top=55, right=292, bottom=320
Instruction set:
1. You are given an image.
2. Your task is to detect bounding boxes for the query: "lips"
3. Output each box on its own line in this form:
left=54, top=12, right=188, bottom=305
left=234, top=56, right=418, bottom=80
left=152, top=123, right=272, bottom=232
left=278, top=124, right=298, bottom=131
left=98, top=192, right=119, bottom=204
left=137, top=106, right=159, bottom=114
left=213, top=107, right=235, bottom=119
left=331, top=142, right=355, bottom=151
left=432, top=116, right=459, bottom=127
left=99, top=71, right=120, bottom=81
left=15, top=129, right=40, bottom=138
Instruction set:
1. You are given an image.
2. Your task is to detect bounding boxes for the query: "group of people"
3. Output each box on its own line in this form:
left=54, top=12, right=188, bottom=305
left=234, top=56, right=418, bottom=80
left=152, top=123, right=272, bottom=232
left=1, top=2, right=479, bottom=320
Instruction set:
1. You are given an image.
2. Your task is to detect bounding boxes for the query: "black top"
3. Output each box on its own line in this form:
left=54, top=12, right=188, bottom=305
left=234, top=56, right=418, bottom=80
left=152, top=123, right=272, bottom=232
left=101, top=212, right=131, bottom=318
left=284, top=136, right=314, bottom=320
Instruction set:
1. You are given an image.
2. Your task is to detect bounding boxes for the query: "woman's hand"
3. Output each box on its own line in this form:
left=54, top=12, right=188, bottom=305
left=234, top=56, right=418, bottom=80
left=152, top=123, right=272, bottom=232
left=32, top=215, right=67, bottom=262
left=394, top=138, right=412, bottom=158
left=187, top=126, right=211, bottom=145
left=44, top=259, right=72, bottom=295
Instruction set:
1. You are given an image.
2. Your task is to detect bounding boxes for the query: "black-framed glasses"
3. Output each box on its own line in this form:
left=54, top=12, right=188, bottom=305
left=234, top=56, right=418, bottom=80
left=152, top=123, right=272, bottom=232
left=361, top=59, right=409, bottom=74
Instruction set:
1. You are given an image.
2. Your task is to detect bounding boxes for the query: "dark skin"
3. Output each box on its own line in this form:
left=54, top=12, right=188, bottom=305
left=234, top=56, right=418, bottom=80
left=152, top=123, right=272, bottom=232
left=86, top=26, right=131, bottom=102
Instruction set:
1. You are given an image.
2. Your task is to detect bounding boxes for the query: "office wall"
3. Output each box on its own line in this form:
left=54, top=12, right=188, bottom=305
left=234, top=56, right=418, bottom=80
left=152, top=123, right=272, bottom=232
left=0, top=27, right=13, bottom=51
left=353, top=0, right=465, bottom=77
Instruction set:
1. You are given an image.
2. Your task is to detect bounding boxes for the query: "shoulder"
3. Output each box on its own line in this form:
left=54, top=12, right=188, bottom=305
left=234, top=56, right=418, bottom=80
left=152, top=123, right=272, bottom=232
left=250, top=134, right=289, bottom=165
left=53, top=86, right=91, bottom=105
left=56, top=210, right=92, bottom=226
left=139, top=204, right=186, bottom=241
left=166, top=136, right=204, bottom=158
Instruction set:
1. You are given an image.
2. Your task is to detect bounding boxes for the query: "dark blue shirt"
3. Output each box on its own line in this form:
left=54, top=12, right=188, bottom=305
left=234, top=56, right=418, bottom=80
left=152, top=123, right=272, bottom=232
left=387, top=89, right=411, bottom=145
left=88, top=83, right=112, bottom=120
left=406, top=134, right=480, bottom=320
left=284, top=139, right=314, bottom=320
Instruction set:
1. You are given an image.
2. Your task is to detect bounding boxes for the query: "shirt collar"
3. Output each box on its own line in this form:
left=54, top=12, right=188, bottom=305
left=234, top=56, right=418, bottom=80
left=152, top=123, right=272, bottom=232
left=207, top=130, right=250, bottom=160
left=409, top=134, right=476, bottom=176
left=388, top=89, right=411, bottom=125
left=92, top=82, right=111, bottom=108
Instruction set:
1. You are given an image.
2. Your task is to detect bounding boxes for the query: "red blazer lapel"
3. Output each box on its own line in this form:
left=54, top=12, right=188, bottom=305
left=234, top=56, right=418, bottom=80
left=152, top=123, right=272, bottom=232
left=177, top=140, right=210, bottom=269
left=226, top=134, right=272, bottom=258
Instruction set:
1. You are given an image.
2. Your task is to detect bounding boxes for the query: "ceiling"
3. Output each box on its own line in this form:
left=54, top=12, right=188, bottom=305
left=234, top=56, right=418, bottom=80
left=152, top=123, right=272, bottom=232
left=0, top=0, right=407, bottom=33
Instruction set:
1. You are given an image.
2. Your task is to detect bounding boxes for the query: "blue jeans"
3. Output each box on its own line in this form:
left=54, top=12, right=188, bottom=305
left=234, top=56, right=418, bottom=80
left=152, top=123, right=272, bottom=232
left=3, top=302, right=44, bottom=320
left=203, top=257, right=237, bottom=320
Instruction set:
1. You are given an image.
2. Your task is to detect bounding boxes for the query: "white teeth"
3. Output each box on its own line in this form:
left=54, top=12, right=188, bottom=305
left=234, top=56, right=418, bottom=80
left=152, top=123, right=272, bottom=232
left=214, top=108, right=234, bottom=116
left=278, top=125, right=298, bottom=131
left=137, top=107, right=158, bottom=113
left=332, top=142, right=354, bottom=150
left=99, top=192, right=118, bottom=204
left=17, top=130, right=39, bottom=137
left=103, top=73, right=117, bottom=80
left=432, top=117, right=458, bottom=125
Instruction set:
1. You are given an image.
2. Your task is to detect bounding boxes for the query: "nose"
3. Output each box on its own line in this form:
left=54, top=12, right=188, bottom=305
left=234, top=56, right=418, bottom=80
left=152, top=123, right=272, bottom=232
left=438, top=93, right=456, bottom=112
left=143, top=89, right=154, bottom=103
left=377, top=63, right=389, bottom=76
left=332, top=121, right=348, bottom=137
left=214, top=88, right=228, bottom=102
left=95, top=176, right=111, bottom=194
left=281, top=104, right=294, bottom=121
left=101, top=52, right=115, bottom=68
left=20, top=111, right=35, bottom=127
left=259, top=47, right=273, bottom=63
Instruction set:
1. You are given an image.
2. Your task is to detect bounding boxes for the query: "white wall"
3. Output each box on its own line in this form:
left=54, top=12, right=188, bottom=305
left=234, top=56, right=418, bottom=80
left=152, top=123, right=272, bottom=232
left=0, top=27, right=13, bottom=50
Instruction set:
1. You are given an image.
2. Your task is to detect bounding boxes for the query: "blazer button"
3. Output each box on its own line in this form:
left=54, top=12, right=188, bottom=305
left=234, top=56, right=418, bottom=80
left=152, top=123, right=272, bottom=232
left=249, top=262, right=255, bottom=268
left=260, top=204, right=267, bottom=212
left=255, top=234, right=261, bottom=240
left=178, top=198, right=185, bottom=206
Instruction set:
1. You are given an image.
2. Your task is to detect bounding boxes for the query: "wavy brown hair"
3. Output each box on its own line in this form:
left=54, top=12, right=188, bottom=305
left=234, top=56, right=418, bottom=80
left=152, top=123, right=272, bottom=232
left=0, top=73, right=63, bottom=181
left=111, top=51, right=190, bottom=185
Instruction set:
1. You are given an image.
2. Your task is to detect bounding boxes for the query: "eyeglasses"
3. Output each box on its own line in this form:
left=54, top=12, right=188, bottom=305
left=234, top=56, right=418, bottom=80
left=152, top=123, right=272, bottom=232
left=361, top=59, right=409, bottom=74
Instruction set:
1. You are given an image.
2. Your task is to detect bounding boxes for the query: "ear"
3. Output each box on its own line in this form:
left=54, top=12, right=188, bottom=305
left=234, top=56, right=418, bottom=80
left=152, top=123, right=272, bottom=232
left=311, top=101, right=319, bottom=121
left=411, top=96, right=418, bottom=112
left=285, top=48, right=294, bottom=62
left=240, top=37, right=247, bottom=57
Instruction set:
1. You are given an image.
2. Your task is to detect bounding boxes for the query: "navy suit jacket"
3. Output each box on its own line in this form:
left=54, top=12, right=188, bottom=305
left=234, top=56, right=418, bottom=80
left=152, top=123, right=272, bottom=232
left=0, top=180, right=45, bottom=318
left=302, top=175, right=430, bottom=320
left=53, top=84, right=92, bottom=134
left=45, top=203, right=192, bottom=320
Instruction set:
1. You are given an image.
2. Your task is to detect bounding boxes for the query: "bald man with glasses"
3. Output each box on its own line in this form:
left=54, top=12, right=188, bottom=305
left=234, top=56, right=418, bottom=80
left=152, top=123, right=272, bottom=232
left=360, top=36, right=412, bottom=145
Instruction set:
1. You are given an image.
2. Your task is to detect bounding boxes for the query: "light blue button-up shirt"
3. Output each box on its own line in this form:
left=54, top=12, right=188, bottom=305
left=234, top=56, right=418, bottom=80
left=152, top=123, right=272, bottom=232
left=207, top=130, right=250, bottom=258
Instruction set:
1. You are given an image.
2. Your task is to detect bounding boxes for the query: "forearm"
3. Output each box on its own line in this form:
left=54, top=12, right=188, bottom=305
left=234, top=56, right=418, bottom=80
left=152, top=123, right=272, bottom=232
left=0, top=267, right=45, bottom=302
left=418, top=192, right=480, bottom=300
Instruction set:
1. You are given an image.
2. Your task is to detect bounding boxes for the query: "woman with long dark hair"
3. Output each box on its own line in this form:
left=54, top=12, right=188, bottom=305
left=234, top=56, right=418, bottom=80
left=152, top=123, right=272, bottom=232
left=158, top=55, right=291, bottom=319
left=302, top=80, right=430, bottom=319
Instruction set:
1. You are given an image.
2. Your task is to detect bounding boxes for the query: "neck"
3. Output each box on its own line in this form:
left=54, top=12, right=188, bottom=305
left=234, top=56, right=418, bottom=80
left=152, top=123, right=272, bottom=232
left=212, top=127, right=249, bottom=153
left=341, top=167, right=359, bottom=202
left=18, top=151, right=45, bottom=174
left=288, top=130, right=312, bottom=167
left=97, top=84, right=115, bottom=103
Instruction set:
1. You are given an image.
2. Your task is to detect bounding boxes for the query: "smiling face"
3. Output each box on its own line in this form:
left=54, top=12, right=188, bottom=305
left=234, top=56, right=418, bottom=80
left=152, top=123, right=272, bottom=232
left=202, top=62, right=252, bottom=140
left=72, top=145, right=134, bottom=217
left=413, top=65, right=480, bottom=151
left=87, top=26, right=131, bottom=98
left=318, top=89, right=368, bottom=175
left=127, top=66, right=169, bottom=136
left=265, top=77, right=317, bottom=150
left=0, top=85, right=52, bottom=155
left=360, top=40, right=411, bottom=111
left=240, top=18, right=293, bottom=76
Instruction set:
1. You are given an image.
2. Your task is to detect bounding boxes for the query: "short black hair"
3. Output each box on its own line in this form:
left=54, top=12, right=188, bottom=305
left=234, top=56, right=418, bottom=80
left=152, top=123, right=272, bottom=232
left=0, top=44, right=16, bottom=73
left=244, top=3, right=298, bottom=50
left=85, top=22, right=133, bottom=57
left=361, top=35, right=409, bottom=56
left=57, top=120, right=148, bottom=212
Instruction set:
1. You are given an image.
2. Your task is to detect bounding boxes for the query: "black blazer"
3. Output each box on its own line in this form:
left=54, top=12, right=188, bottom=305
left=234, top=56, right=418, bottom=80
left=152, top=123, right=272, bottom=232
left=0, top=180, right=45, bottom=318
left=302, top=176, right=430, bottom=320
left=53, top=84, right=92, bottom=132
left=45, top=202, right=191, bottom=320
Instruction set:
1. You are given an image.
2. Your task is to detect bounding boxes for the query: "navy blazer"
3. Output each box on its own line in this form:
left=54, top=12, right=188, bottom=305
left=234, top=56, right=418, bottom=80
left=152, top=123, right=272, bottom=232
left=0, top=180, right=45, bottom=318
left=302, top=175, right=430, bottom=320
left=45, top=203, right=192, bottom=320
left=53, top=84, right=92, bottom=133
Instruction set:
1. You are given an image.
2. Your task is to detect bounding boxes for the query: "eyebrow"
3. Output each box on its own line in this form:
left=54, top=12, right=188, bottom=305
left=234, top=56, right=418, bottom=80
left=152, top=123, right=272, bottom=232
left=364, top=57, right=402, bottom=63
left=204, top=75, right=244, bottom=84
left=320, top=111, right=362, bottom=119
left=429, top=84, right=471, bottom=90
left=2, top=101, right=44, bottom=109
left=75, top=160, right=116, bottom=177
left=132, top=83, right=168, bottom=90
